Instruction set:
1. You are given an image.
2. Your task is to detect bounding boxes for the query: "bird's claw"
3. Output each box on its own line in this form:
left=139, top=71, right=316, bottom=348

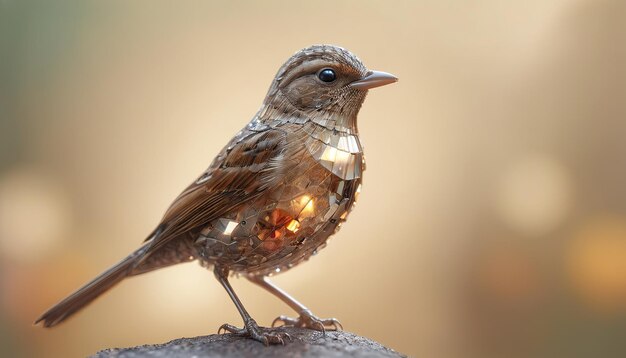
left=271, top=309, right=342, bottom=334
left=218, top=319, right=291, bottom=345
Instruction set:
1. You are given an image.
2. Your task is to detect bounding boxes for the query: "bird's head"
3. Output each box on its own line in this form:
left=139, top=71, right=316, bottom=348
left=259, top=45, right=397, bottom=132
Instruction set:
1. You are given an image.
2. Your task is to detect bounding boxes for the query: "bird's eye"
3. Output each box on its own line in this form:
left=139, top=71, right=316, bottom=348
left=318, top=68, right=336, bottom=83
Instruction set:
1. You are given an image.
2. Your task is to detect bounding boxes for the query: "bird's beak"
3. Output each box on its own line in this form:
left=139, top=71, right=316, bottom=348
left=350, top=70, right=398, bottom=90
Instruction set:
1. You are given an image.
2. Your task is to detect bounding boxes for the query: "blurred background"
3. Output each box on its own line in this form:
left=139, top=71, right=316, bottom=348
left=1, top=0, right=625, bottom=357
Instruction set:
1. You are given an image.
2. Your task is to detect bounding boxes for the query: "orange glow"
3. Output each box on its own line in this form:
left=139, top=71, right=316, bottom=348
left=286, top=219, right=300, bottom=232
left=298, top=195, right=315, bottom=216
left=567, top=217, right=626, bottom=312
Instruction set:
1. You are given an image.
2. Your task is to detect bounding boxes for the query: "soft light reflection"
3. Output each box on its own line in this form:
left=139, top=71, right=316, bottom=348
left=222, top=220, right=238, bottom=236
left=297, top=195, right=315, bottom=217
left=0, top=168, right=71, bottom=263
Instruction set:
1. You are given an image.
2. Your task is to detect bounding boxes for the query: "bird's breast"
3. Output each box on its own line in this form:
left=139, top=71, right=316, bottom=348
left=302, top=122, right=364, bottom=181
left=195, top=123, right=364, bottom=275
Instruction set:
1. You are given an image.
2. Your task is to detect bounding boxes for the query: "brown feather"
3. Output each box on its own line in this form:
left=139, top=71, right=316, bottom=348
left=36, top=129, right=290, bottom=326
left=35, top=242, right=150, bottom=327
left=142, top=129, right=288, bottom=256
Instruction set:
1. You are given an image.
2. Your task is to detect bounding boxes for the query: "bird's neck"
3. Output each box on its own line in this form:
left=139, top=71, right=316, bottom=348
left=254, top=103, right=360, bottom=135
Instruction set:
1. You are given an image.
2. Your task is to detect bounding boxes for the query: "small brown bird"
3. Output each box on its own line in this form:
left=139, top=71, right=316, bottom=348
left=36, top=44, right=397, bottom=344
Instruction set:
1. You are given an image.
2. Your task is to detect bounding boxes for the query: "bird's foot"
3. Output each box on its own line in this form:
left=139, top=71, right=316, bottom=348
left=218, top=318, right=291, bottom=345
left=272, top=309, right=342, bottom=334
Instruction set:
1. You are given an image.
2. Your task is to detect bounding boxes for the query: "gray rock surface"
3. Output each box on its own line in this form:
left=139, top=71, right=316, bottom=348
left=92, top=328, right=405, bottom=358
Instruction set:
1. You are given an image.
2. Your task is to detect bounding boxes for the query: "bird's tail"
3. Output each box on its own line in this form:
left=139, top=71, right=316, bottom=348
left=35, top=243, right=150, bottom=327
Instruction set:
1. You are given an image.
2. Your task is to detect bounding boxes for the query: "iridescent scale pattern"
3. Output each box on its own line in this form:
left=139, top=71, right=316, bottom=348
left=195, top=121, right=364, bottom=276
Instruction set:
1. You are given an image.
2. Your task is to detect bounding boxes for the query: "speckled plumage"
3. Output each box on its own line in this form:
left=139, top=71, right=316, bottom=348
left=37, top=45, right=397, bottom=345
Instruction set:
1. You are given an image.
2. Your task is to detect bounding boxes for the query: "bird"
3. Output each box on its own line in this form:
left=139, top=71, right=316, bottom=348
left=35, top=44, right=397, bottom=345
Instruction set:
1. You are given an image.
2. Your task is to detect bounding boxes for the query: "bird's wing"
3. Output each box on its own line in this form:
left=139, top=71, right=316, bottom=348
left=141, top=127, right=292, bottom=256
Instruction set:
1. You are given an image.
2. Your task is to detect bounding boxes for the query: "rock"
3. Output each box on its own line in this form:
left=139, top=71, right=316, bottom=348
left=92, top=328, right=405, bottom=358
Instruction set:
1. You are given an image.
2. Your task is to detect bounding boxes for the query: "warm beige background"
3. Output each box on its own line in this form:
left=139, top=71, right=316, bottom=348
left=1, top=1, right=625, bottom=357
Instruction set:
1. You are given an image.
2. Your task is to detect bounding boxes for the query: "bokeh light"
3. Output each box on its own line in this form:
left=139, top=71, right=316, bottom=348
left=567, top=216, right=626, bottom=313
left=0, top=167, right=72, bottom=263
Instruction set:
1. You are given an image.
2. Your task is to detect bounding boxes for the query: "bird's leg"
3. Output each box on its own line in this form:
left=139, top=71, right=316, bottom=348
left=213, top=266, right=291, bottom=345
left=247, top=275, right=342, bottom=334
